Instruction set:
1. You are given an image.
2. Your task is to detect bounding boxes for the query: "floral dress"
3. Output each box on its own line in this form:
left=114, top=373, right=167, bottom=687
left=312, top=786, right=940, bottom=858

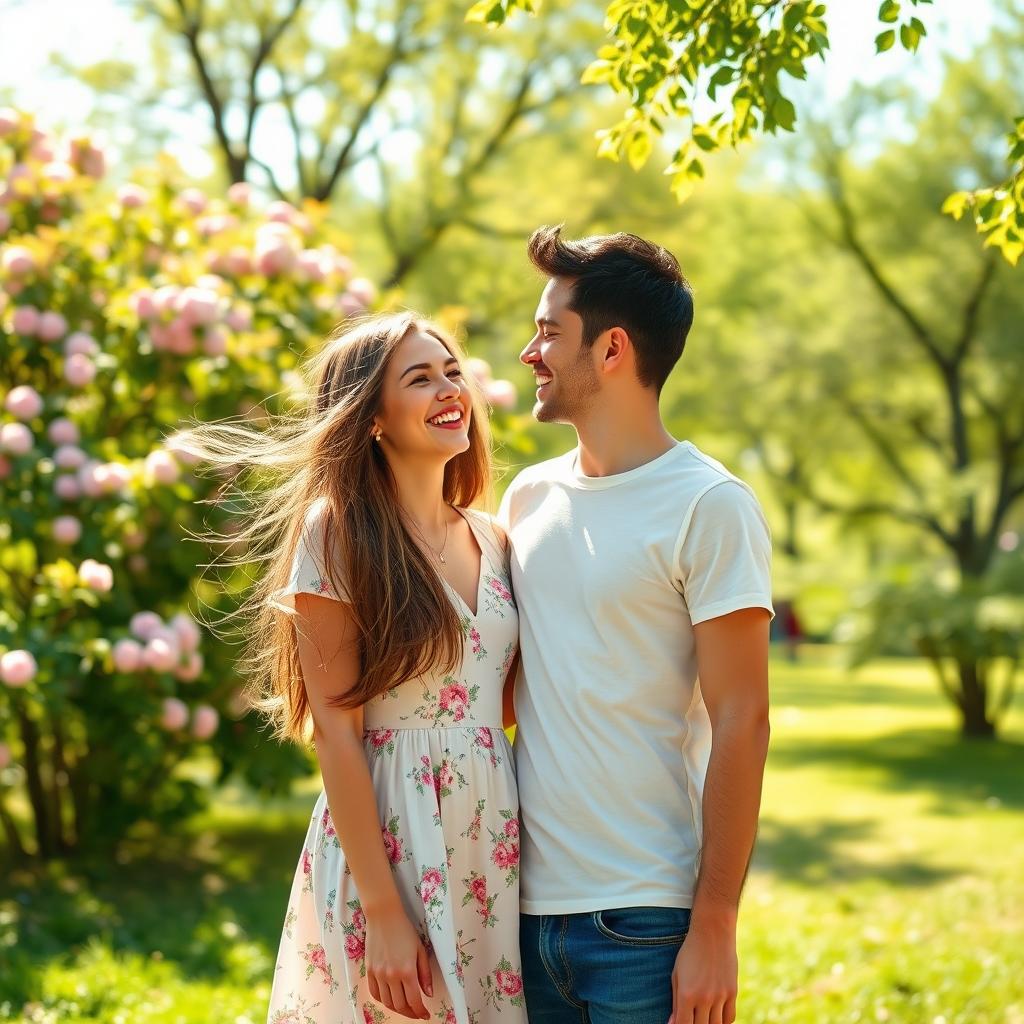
left=266, top=503, right=526, bottom=1024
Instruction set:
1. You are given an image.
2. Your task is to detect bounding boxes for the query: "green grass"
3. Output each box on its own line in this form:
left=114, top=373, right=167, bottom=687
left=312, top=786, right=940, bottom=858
left=2, top=648, right=1022, bottom=1023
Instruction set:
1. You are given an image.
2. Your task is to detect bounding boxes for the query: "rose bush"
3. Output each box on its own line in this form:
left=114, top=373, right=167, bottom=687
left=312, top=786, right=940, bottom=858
left=0, top=109, right=388, bottom=858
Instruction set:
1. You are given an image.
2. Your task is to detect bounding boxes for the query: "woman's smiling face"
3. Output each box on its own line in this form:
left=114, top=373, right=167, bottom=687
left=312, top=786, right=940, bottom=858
left=373, top=328, right=472, bottom=460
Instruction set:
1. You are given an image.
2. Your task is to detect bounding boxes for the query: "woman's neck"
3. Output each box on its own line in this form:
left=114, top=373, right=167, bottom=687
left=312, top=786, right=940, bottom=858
left=388, top=455, right=452, bottom=535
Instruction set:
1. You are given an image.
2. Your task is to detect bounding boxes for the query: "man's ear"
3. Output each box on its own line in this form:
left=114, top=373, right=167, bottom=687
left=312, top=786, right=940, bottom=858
left=599, top=326, right=631, bottom=375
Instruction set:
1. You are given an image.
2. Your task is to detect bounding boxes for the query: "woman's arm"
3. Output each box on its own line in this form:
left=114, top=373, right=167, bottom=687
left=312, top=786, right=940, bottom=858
left=294, top=591, right=433, bottom=1021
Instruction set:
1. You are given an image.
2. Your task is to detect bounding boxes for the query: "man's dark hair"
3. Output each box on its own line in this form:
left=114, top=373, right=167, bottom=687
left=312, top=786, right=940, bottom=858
left=527, top=225, right=694, bottom=393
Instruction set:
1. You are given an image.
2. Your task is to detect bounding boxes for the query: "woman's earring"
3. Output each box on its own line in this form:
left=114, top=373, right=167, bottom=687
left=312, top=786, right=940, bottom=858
left=373, top=429, right=383, bottom=443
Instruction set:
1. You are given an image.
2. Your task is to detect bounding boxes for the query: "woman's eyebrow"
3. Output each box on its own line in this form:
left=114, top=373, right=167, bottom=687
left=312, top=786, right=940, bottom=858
left=399, top=357, right=458, bottom=381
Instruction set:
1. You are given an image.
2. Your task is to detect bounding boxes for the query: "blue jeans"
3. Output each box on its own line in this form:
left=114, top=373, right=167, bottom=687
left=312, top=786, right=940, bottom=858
left=520, top=907, right=691, bottom=1023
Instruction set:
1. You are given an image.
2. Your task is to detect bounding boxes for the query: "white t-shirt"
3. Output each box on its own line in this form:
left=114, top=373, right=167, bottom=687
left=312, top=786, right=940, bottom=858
left=498, top=441, right=773, bottom=915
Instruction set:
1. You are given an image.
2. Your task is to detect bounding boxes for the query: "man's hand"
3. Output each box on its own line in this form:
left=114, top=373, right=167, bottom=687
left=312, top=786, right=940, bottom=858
left=668, top=914, right=738, bottom=1024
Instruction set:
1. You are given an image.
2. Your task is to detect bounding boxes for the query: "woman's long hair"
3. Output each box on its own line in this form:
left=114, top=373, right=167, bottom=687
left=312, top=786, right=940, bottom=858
left=176, top=312, right=492, bottom=742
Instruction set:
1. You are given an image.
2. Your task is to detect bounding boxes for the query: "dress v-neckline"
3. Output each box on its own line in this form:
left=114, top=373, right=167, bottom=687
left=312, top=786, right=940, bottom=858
left=440, top=507, right=486, bottom=618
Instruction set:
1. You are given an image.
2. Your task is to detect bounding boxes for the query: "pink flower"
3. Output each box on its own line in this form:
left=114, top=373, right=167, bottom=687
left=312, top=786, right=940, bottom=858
left=370, top=728, right=395, bottom=749
left=504, top=817, right=519, bottom=838
left=4, top=385, right=42, bottom=420
left=470, top=876, right=488, bottom=903
left=11, top=304, right=39, bottom=335
left=37, top=311, right=67, bottom=342
left=362, top=1009, right=375, bottom=1024
left=176, top=651, right=204, bottom=682
left=144, top=636, right=179, bottom=672
left=438, top=761, right=455, bottom=788
left=347, top=277, right=377, bottom=306
left=307, top=943, right=328, bottom=972
left=54, top=444, right=86, bottom=469
left=168, top=612, right=201, bottom=653
left=191, top=704, right=219, bottom=740
left=47, top=418, right=79, bottom=445
left=202, top=327, right=227, bottom=356
left=112, top=638, right=143, bottom=673
left=440, top=684, right=471, bottom=716
left=484, top=378, right=517, bottom=411
left=344, top=932, right=365, bottom=961
left=465, top=357, right=492, bottom=385
left=352, top=907, right=366, bottom=932
left=145, top=449, right=180, bottom=485
left=130, top=611, right=163, bottom=641
left=118, top=184, right=149, bottom=209
left=495, top=968, right=523, bottom=997
left=321, top=807, right=336, bottom=836
left=420, top=867, right=443, bottom=904
left=492, top=841, right=519, bottom=870
left=78, top=558, right=113, bottom=592
left=178, top=187, right=207, bottom=215
left=2, top=246, right=35, bottom=276
left=52, top=516, right=81, bottom=544
left=476, top=727, right=494, bottom=749
left=54, top=475, right=80, bottom=500
left=382, top=827, right=402, bottom=865
left=64, top=353, right=96, bottom=387
left=65, top=331, right=98, bottom=356
left=1, top=649, right=37, bottom=687
left=227, top=181, right=251, bottom=206
left=159, top=697, right=188, bottom=731
left=1, top=422, right=33, bottom=455
left=488, top=577, right=512, bottom=601
left=301, top=847, right=312, bottom=875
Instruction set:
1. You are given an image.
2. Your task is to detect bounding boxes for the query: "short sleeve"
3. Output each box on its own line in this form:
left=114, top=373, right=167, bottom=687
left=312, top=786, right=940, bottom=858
left=673, top=480, right=774, bottom=626
left=268, top=503, right=350, bottom=614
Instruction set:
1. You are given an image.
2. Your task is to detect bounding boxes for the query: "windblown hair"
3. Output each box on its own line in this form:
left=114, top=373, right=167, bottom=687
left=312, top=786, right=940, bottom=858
left=176, top=312, right=491, bottom=743
left=527, top=225, right=694, bottom=393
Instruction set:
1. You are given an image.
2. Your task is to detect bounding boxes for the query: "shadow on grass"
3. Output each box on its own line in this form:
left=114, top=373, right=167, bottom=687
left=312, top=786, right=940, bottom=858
left=752, top=816, right=959, bottom=887
left=769, top=727, right=1024, bottom=813
left=0, top=801, right=314, bottom=1006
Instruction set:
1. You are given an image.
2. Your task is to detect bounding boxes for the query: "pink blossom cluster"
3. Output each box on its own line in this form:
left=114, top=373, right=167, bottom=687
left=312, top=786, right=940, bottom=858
left=0, top=109, right=105, bottom=229
left=464, top=356, right=518, bottom=411
left=111, top=610, right=205, bottom=688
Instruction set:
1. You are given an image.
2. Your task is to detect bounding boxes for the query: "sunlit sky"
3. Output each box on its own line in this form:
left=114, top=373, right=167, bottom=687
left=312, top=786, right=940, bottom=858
left=0, top=0, right=1003, bottom=189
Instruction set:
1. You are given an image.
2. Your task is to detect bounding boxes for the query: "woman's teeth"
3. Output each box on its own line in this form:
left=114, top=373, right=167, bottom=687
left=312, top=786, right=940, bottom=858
left=429, top=410, right=462, bottom=425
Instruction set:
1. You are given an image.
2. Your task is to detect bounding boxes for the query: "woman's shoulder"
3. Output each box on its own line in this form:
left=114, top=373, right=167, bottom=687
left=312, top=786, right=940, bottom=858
left=458, top=507, right=508, bottom=552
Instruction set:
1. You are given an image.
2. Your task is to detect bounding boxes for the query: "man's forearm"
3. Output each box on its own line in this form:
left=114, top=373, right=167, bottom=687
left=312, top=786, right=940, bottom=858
left=690, top=711, right=770, bottom=928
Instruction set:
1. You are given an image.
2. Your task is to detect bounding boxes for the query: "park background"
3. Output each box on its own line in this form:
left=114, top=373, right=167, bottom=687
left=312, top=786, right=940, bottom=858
left=1, top=0, right=1022, bottom=1021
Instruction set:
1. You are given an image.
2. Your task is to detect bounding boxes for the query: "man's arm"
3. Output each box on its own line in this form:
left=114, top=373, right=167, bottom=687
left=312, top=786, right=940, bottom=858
left=670, top=606, right=771, bottom=1024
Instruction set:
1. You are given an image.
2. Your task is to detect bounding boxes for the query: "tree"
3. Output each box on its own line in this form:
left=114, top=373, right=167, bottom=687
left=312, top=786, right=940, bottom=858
left=473, top=0, right=1024, bottom=265
left=660, top=39, right=1024, bottom=736
left=65, top=0, right=603, bottom=286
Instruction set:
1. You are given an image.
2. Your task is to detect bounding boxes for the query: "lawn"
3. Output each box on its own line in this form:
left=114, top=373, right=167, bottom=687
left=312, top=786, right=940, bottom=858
left=2, top=648, right=1022, bottom=1023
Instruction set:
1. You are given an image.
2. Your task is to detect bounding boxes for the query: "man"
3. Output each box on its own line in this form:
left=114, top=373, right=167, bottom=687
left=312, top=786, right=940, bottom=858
left=498, top=226, right=773, bottom=1024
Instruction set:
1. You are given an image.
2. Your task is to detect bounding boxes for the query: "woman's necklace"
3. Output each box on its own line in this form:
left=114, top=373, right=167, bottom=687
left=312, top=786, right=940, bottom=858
left=411, top=512, right=449, bottom=565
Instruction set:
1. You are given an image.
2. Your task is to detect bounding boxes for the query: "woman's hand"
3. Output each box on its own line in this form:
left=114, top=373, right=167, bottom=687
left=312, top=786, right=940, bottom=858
left=365, top=903, right=434, bottom=1020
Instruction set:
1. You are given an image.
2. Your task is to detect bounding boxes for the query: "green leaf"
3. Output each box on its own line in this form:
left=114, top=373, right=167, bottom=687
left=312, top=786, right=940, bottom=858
left=875, top=29, right=896, bottom=52
left=899, top=22, right=921, bottom=52
left=627, top=130, right=652, bottom=170
left=941, top=191, right=969, bottom=220
left=878, top=0, right=901, bottom=23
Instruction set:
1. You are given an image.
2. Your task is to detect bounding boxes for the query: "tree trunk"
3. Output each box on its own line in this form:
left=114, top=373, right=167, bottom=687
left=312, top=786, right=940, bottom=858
left=958, top=658, right=996, bottom=738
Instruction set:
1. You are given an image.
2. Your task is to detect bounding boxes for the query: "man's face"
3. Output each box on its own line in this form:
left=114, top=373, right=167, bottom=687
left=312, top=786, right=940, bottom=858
left=520, top=277, right=599, bottom=425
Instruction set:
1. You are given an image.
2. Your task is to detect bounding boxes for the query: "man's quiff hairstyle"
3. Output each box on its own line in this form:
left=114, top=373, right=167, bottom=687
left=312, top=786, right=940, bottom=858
left=527, top=225, right=694, bottom=393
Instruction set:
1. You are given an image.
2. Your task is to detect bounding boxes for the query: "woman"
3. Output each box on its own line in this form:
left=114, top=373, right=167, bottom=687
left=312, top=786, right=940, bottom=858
left=183, top=313, right=524, bottom=1024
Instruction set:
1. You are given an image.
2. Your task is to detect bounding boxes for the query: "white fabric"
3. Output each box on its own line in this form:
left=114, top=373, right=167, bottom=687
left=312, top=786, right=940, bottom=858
left=498, top=441, right=773, bottom=915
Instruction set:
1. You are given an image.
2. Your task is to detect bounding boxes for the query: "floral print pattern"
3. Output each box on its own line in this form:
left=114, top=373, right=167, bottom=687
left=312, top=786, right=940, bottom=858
left=266, top=508, right=524, bottom=1024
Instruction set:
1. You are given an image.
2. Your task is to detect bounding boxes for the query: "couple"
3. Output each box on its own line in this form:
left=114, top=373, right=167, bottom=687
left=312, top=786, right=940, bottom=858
left=262, top=227, right=773, bottom=1024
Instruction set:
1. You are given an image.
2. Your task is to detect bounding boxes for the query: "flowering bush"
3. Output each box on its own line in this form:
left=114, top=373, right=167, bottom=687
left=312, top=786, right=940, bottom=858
left=0, top=109, right=387, bottom=858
